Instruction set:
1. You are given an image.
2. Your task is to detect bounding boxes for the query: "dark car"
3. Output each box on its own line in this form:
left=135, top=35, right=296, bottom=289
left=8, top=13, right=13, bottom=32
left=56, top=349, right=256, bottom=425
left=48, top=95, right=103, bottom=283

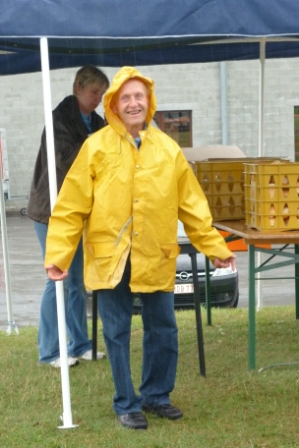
left=133, top=221, right=239, bottom=312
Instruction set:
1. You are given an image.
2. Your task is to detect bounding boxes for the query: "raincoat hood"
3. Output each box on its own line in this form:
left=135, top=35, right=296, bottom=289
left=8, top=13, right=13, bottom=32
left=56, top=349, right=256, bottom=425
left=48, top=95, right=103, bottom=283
left=104, top=66, right=156, bottom=134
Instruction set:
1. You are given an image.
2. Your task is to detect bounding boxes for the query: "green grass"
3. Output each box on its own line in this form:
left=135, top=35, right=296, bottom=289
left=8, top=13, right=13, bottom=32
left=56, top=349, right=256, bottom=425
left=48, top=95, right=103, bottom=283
left=1, top=306, right=299, bottom=447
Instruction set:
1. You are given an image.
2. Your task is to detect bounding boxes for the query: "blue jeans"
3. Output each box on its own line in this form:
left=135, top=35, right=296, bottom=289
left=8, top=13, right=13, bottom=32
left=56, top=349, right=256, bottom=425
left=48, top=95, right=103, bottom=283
left=97, top=258, right=178, bottom=415
left=34, top=221, right=92, bottom=363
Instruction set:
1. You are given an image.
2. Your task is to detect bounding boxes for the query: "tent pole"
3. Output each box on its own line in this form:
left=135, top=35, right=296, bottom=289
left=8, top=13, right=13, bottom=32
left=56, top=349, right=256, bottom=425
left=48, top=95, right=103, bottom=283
left=0, top=152, right=18, bottom=335
left=259, top=39, right=266, bottom=158
left=220, top=61, right=228, bottom=145
left=257, top=38, right=266, bottom=311
left=40, top=37, right=77, bottom=430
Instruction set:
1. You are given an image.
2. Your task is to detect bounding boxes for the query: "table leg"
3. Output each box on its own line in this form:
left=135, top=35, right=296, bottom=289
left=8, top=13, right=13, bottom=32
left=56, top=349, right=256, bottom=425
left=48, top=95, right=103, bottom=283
left=190, top=253, right=206, bottom=376
left=248, top=245, right=256, bottom=370
left=92, top=290, right=98, bottom=361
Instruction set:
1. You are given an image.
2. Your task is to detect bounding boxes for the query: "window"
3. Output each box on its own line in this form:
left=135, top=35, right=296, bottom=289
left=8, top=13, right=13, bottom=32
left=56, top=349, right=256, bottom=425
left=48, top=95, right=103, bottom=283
left=294, top=106, right=299, bottom=161
left=154, top=110, right=192, bottom=147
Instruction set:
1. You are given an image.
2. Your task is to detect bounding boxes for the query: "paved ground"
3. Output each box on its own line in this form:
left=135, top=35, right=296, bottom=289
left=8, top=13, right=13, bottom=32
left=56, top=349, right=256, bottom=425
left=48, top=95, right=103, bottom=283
left=0, top=216, right=296, bottom=330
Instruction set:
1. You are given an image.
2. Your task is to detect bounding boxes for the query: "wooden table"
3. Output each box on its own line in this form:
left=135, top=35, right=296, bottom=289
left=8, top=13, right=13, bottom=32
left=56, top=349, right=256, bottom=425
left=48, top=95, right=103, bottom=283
left=213, top=220, right=299, bottom=370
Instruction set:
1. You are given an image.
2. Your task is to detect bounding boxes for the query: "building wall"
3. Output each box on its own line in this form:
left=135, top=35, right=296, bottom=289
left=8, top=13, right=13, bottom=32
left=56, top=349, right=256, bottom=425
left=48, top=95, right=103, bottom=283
left=0, top=58, right=299, bottom=210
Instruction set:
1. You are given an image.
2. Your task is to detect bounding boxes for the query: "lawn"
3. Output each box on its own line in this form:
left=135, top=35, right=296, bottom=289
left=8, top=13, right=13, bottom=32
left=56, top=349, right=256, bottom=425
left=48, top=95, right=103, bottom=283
left=1, top=306, right=299, bottom=448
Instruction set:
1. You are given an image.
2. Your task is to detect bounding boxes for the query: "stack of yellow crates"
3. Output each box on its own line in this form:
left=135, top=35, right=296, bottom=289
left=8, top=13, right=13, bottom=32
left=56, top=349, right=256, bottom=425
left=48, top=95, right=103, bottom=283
left=194, top=157, right=284, bottom=222
left=243, top=161, right=299, bottom=231
left=195, top=159, right=246, bottom=221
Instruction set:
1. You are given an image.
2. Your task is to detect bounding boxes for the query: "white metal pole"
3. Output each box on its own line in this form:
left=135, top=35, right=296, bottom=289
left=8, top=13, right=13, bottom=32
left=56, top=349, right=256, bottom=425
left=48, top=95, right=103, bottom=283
left=0, top=157, right=18, bottom=335
left=259, top=39, right=266, bottom=158
left=220, top=61, right=228, bottom=145
left=40, top=37, right=77, bottom=429
left=257, top=39, right=266, bottom=310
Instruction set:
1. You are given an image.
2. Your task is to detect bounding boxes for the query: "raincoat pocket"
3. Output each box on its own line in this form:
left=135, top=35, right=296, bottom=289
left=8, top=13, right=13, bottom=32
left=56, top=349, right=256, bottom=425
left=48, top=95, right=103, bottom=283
left=90, top=242, right=115, bottom=281
left=160, top=244, right=181, bottom=259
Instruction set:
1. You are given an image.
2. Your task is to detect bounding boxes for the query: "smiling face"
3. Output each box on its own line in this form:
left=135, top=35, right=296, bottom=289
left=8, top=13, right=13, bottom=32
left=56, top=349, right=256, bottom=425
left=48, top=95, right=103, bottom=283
left=75, top=82, right=107, bottom=116
left=111, top=78, right=149, bottom=138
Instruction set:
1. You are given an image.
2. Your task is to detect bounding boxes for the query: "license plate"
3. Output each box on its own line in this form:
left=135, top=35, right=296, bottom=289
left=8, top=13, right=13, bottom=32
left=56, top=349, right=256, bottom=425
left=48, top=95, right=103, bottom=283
left=174, top=283, right=194, bottom=294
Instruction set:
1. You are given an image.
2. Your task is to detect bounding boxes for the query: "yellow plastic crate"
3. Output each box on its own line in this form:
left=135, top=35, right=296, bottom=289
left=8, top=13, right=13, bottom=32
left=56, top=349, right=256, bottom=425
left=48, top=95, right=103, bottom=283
left=195, top=157, right=284, bottom=221
left=244, top=161, right=299, bottom=230
left=205, top=193, right=245, bottom=220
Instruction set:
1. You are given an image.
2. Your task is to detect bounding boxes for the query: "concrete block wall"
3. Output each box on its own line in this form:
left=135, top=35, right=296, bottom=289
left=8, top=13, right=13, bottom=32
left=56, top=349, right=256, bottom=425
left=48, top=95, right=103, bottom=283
left=1, top=58, right=299, bottom=213
left=227, top=58, right=299, bottom=159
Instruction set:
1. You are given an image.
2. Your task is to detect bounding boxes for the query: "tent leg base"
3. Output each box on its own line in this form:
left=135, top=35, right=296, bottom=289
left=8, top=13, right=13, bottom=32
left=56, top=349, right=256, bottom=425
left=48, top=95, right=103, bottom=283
left=6, top=321, right=19, bottom=335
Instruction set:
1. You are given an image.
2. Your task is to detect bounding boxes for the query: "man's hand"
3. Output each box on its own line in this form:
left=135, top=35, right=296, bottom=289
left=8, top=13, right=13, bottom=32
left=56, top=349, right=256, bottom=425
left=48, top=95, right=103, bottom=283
left=45, top=264, right=68, bottom=281
left=213, top=255, right=236, bottom=271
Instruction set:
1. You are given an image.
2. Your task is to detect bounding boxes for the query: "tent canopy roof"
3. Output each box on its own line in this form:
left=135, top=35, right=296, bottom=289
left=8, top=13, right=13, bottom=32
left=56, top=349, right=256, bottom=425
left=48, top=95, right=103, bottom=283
left=3, top=0, right=299, bottom=39
left=1, top=0, right=299, bottom=75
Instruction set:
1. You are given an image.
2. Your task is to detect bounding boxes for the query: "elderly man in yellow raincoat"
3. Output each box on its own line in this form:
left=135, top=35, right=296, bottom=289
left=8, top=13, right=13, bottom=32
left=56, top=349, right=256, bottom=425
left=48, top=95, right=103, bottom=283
left=45, top=66, right=235, bottom=430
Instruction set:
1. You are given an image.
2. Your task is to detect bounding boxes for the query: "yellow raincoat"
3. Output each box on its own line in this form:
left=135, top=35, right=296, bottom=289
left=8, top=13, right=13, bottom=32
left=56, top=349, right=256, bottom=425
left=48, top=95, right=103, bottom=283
left=45, top=66, right=233, bottom=292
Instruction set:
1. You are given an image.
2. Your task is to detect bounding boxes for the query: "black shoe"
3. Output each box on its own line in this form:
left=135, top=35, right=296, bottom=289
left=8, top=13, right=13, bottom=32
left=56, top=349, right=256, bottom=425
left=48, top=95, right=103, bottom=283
left=142, top=404, right=183, bottom=420
left=117, top=412, right=148, bottom=430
